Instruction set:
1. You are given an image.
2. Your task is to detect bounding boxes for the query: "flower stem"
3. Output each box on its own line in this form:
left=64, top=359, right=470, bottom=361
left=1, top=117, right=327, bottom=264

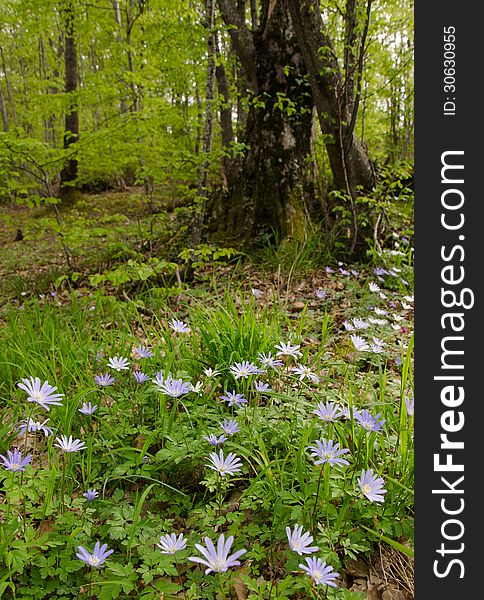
left=311, top=466, right=324, bottom=536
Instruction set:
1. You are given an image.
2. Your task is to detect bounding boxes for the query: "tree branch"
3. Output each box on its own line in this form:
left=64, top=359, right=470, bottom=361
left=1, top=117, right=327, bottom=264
left=216, top=0, right=257, bottom=91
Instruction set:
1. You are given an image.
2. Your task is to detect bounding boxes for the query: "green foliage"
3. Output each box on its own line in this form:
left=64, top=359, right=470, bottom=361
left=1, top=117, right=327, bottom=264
left=0, top=249, right=414, bottom=597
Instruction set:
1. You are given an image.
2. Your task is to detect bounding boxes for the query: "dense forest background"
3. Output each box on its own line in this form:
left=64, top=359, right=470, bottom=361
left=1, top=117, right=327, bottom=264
left=0, top=0, right=413, bottom=263
left=0, top=3, right=415, bottom=598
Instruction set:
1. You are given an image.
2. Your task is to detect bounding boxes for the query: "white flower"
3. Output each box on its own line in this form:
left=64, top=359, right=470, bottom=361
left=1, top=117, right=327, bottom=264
left=368, top=282, right=380, bottom=293
left=368, top=317, right=388, bottom=326
left=352, top=318, right=369, bottom=330
left=188, top=381, right=204, bottom=394
left=350, top=335, right=370, bottom=352
left=204, top=367, right=220, bottom=378
left=107, top=356, right=130, bottom=371
left=275, top=341, right=302, bottom=359
left=230, top=361, right=260, bottom=379
left=291, top=364, right=319, bottom=383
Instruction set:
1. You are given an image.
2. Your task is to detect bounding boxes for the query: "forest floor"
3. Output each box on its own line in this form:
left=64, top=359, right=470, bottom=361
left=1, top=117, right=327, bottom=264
left=0, top=189, right=414, bottom=599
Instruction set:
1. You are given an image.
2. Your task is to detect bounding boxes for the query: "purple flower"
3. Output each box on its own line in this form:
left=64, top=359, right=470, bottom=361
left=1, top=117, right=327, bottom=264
left=230, top=361, right=260, bottom=379
left=54, top=435, right=86, bottom=453
left=325, top=266, right=335, bottom=274
left=339, top=405, right=351, bottom=419
left=76, top=542, right=113, bottom=567
left=151, top=371, right=165, bottom=388
left=83, top=489, right=99, bottom=501
left=157, top=533, right=187, bottom=554
left=207, top=450, right=243, bottom=477
left=286, top=524, right=319, bottom=556
left=157, top=376, right=191, bottom=398
left=94, top=372, right=116, bottom=387
left=17, top=377, right=64, bottom=411
left=17, top=418, right=54, bottom=437
left=79, top=402, right=98, bottom=415
left=313, top=401, right=343, bottom=423
left=358, top=469, right=387, bottom=503
left=221, top=390, right=248, bottom=409
left=257, top=352, right=283, bottom=370
left=169, top=319, right=191, bottom=334
left=133, top=371, right=150, bottom=384
left=405, top=397, right=414, bottom=416
left=204, top=434, right=227, bottom=446
left=254, top=380, right=271, bottom=392
left=374, top=267, right=387, bottom=276
left=220, top=419, right=239, bottom=436
left=308, top=439, right=350, bottom=468
left=188, top=534, right=246, bottom=574
left=299, top=557, right=339, bottom=587
left=354, top=409, right=386, bottom=432
left=315, top=288, right=327, bottom=300
left=107, top=356, right=130, bottom=371
left=133, top=346, right=154, bottom=359
left=1, top=448, right=32, bottom=472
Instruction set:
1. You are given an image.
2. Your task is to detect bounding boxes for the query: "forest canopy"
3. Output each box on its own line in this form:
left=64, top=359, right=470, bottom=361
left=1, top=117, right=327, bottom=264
left=0, top=0, right=413, bottom=254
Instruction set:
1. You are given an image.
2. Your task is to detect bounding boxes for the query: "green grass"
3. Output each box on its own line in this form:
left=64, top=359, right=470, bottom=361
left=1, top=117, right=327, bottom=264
left=0, top=249, right=414, bottom=599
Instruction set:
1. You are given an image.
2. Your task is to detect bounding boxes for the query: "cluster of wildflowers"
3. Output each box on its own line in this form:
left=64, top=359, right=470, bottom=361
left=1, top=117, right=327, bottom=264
left=154, top=531, right=247, bottom=576
left=286, top=525, right=339, bottom=587
left=4, top=263, right=410, bottom=595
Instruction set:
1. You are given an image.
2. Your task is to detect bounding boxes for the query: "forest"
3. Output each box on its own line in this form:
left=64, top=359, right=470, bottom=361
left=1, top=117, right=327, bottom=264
left=0, top=1, right=414, bottom=599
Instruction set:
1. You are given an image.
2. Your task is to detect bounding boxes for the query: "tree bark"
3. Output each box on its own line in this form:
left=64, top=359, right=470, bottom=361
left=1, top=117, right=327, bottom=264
left=213, top=0, right=313, bottom=245
left=191, top=0, right=216, bottom=246
left=0, top=82, right=8, bottom=132
left=59, top=0, right=80, bottom=202
left=287, top=0, right=376, bottom=253
left=287, top=0, right=375, bottom=197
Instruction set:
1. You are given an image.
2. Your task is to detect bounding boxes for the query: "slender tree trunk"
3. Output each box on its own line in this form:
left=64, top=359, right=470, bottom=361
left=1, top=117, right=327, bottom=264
left=0, top=47, right=18, bottom=127
left=0, top=83, right=8, bottom=131
left=59, top=0, right=80, bottom=202
left=112, top=0, right=129, bottom=114
left=215, top=40, right=234, bottom=187
left=191, top=0, right=216, bottom=246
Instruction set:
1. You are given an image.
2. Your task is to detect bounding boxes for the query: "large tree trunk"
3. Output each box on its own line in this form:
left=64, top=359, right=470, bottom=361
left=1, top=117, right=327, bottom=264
left=59, top=0, right=80, bottom=202
left=212, top=0, right=314, bottom=245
